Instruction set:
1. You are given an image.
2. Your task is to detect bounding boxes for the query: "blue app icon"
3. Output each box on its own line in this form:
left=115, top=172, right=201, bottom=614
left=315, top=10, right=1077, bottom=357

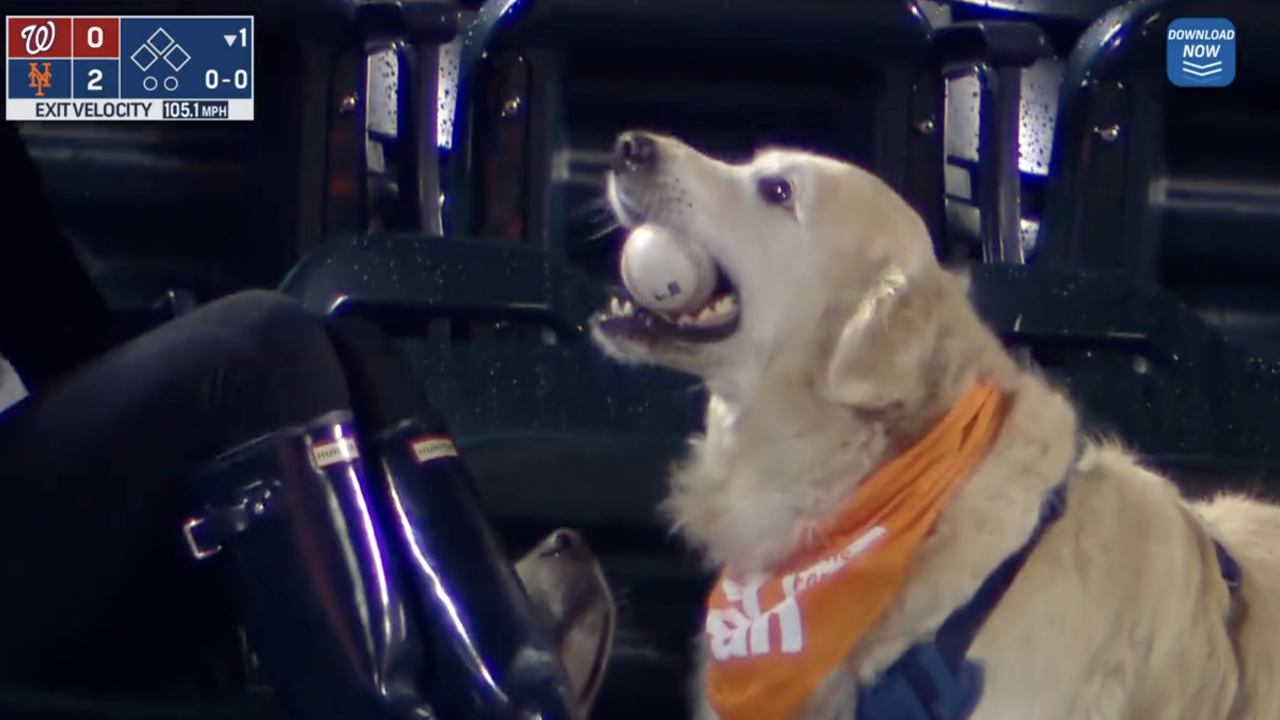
left=1167, top=18, right=1236, bottom=88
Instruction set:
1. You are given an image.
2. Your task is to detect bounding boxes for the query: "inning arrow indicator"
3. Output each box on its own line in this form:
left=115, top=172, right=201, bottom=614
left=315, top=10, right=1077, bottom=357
left=224, top=34, right=237, bottom=47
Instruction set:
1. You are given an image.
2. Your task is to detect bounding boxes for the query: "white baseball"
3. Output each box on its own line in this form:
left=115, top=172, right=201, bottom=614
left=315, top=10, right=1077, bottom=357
left=620, top=224, right=717, bottom=312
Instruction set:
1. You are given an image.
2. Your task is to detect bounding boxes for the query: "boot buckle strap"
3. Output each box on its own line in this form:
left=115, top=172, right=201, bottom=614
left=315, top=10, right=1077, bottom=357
left=183, top=481, right=276, bottom=560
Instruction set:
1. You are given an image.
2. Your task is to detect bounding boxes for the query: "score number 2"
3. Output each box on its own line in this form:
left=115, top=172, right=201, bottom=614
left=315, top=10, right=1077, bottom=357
left=81, top=24, right=109, bottom=92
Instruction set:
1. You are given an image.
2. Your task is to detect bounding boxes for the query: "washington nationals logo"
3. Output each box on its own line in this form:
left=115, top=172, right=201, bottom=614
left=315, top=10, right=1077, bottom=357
left=20, top=21, right=57, bottom=55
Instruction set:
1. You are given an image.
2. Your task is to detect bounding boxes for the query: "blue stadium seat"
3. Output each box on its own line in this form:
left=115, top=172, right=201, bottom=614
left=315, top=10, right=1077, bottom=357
left=978, top=0, right=1280, bottom=490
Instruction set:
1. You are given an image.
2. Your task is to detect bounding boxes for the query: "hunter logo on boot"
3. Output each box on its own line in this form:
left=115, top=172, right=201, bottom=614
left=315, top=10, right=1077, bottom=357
left=409, top=435, right=458, bottom=464
left=311, top=436, right=360, bottom=467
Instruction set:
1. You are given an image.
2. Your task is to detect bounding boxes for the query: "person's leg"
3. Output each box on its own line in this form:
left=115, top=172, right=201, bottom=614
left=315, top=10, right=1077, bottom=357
left=0, top=290, right=348, bottom=684
left=0, top=292, right=428, bottom=720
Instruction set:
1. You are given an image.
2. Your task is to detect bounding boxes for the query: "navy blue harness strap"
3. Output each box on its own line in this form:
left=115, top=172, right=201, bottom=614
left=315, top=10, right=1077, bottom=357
left=855, top=441, right=1079, bottom=720
left=879, top=481, right=1070, bottom=720
left=1215, top=540, right=1241, bottom=594
left=931, top=480, right=1069, bottom=676
left=856, top=439, right=1244, bottom=720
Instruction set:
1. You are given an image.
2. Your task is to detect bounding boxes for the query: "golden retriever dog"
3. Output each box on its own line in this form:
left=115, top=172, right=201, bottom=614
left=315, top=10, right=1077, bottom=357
left=589, top=130, right=1280, bottom=720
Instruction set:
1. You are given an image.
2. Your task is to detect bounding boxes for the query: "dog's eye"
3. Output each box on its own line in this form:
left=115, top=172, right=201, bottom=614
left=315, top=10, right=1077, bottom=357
left=757, top=177, right=793, bottom=206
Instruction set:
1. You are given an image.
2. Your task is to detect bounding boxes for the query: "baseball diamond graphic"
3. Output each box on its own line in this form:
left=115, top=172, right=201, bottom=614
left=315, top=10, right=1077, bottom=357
left=129, top=27, right=190, bottom=73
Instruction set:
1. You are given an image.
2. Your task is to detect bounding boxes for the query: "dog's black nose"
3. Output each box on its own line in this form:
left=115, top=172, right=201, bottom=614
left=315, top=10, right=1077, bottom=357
left=540, top=529, right=583, bottom=558
left=612, top=131, right=658, bottom=174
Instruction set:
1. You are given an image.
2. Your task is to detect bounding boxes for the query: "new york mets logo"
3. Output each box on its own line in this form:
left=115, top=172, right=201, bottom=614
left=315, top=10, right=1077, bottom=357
left=20, top=21, right=57, bottom=55
left=27, top=62, right=52, bottom=98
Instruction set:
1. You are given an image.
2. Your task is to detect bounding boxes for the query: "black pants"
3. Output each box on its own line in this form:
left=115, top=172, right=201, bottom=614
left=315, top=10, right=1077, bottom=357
left=0, top=290, right=393, bottom=685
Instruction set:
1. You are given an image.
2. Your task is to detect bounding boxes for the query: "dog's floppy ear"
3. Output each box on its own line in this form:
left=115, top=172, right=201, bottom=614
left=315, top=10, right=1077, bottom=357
left=824, top=268, right=929, bottom=411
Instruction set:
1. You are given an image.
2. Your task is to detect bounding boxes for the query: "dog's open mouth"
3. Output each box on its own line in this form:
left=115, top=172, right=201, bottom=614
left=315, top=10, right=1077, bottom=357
left=593, top=267, right=742, bottom=344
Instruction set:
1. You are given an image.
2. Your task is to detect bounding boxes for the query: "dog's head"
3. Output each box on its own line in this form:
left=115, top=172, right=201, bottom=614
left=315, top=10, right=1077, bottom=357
left=591, top=131, right=949, bottom=411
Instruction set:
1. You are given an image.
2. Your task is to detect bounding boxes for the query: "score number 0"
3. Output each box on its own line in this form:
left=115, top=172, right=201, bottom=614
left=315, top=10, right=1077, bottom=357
left=204, top=27, right=249, bottom=91
left=205, top=69, right=249, bottom=90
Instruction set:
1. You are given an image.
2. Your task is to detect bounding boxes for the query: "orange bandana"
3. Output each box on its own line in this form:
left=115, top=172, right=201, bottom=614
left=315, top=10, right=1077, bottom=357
left=704, top=383, right=1007, bottom=720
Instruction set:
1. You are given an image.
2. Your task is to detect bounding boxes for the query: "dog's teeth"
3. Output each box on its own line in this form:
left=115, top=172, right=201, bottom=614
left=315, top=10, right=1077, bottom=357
left=621, top=300, right=634, bottom=316
left=694, top=306, right=727, bottom=327
left=609, top=298, right=623, bottom=315
left=713, top=296, right=733, bottom=313
left=677, top=314, right=695, bottom=327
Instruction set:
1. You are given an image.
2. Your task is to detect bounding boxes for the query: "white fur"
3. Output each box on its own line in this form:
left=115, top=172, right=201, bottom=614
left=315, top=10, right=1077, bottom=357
left=592, top=133, right=1280, bottom=720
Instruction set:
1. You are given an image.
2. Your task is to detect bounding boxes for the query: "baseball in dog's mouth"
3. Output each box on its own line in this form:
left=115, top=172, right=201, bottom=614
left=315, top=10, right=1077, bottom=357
left=593, top=269, right=741, bottom=344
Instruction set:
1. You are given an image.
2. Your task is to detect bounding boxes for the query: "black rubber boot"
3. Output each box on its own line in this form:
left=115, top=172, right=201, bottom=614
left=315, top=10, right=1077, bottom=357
left=183, top=410, right=428, bottom=720
left=372, top=416, right=578, bottom=720
left=320, top=317, right=579, bottom=720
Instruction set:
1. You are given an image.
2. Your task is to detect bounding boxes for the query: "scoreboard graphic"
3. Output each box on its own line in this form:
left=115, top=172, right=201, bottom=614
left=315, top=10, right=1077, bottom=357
left=6, top=16, right=253, bottom=121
